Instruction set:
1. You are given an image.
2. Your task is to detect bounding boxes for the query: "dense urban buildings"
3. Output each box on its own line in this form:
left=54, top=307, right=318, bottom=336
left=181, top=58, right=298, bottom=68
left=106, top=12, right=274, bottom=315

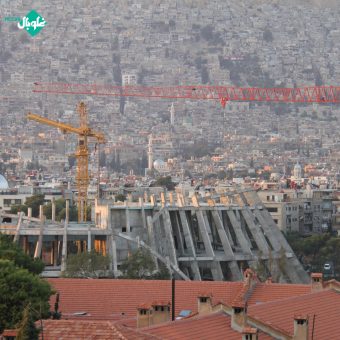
left=0, top=0, right=340, bottom=338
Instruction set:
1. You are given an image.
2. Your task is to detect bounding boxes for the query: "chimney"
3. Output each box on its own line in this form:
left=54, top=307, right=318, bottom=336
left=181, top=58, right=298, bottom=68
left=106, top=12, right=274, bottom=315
left=265, top=277, right=272, bottom=284
left=311, top=273, right=323, bottom=292
left=231, top=303, right=247, bottom=332
left=197, top=292, right=213, bottom=315
left=151, top=301, right=171, bottom=325
left=136, top=304, right=152, bottom=328
left=293, top=315, right=309, bottom=340
left=242, top=327, right=258, bottom=340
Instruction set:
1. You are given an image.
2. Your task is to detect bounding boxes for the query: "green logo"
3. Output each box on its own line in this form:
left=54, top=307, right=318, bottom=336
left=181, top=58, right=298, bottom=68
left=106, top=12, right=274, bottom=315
left=17, top=10, right=46, bottom=37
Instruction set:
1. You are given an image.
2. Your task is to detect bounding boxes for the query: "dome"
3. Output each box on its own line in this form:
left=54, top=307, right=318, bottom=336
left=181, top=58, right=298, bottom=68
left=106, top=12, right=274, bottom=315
left=153, top=159, right=165, bottom=167
left=0, top=174, right=9, bottom=189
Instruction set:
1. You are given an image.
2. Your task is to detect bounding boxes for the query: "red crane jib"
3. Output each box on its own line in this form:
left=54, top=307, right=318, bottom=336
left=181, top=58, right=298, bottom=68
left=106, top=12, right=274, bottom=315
left=33, top=83, right=340, bottom=107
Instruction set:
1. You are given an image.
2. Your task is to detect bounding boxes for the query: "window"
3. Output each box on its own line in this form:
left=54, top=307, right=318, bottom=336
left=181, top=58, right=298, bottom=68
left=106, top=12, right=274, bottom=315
left=267, top=207, right=278, bottom=213
left=200, top=297, right=207, bottom=303
left=3, top=199, right=11, bottom=207
left=122, top=227, right=127, bottom=232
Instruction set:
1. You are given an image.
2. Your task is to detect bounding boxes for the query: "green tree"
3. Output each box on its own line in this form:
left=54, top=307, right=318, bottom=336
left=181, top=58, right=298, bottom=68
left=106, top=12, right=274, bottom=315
left=10, top=204, right=28, bottom=216
left=119, top=248, right=170, bottom=279
left=0, top=234, right=44, bottom=274
left=16, top=304, right=39, bottom=340
left=62, top=250, right=112, bottom=278
left=0, top=260, right=52, bottom=333
left=120, top=248, right=156, bottom=279
left=43, top=198, right=80, bottom=222
left=11, top=194, right=45, bottom=218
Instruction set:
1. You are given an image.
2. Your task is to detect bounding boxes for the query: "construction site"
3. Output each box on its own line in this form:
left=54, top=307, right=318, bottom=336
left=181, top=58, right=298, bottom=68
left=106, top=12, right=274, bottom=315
left=1, top=83, right=339, bottom=282
left=0, top=186, right=308, bottom=283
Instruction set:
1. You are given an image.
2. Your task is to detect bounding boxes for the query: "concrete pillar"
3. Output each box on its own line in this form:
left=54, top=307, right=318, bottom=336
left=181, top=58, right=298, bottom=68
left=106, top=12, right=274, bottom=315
left=202, top=211, right=214, bottom=244
left=27, top=207, right=32, bottom=219
left=61, top=199, right=69, bottom=272
left=211, top=261, right=224, bottom=281
left=253, top=208, right=281, bottom=251
left=227, top=210, right=252, bottom=255
left=125, top=204, right=131, bottom=233
left=178, top=210, right=201, bottom=280
left=169, top=192, right=174, bottom=206
left=39, top=204, right=44, bottom=221
left=173, top=211, right=185, bottom=255
left=51, top=197, right=56, bottom=222
left=87, top=225, right=92, bottom=252
left=147, top=216, right=159, bottom=271
left=66, top=199, right=70, bottom=222
left=34, top=205, right=45, bottom=259
left=144, top=191, right=149, bottom=203
left=241, top=208, right=270, bottom=255
left=162, top=210, right=178, bottom=266
left=140, top=198, right=147, bottom=230
left=211, top=210, right=242, bottom=280
left=53, top=238, right=58, bottom=266
left=13, top=211, right=24, bottom=243
left=160, top=192, right=166, bottom=208
left=196, top=210, right=214, bottom=257
left=196, top=210, right=224, bottom=280
left=220, top=210, right=235, bottom=247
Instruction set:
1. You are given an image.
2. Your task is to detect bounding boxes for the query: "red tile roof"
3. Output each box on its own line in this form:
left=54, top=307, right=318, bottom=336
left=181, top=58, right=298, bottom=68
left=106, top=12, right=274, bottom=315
left=247, top=282, right=311, bottom=305
left=143, top=311, right=275, bottom=340
left=47, top=278, right=314, bottom=323
left=47, top=279, right=243, bottom=320
left=143, top=311, right=241, bottom=340
left=1, top=329, right=17, bottom=337
left=38, top=319, right=158, bottom=340
left=248, top=289, right=340, bottom=339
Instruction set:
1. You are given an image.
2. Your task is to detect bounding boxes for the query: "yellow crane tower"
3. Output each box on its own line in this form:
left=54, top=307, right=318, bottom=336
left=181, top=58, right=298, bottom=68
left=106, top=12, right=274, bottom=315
left=27, top=102, right=105, bottom=222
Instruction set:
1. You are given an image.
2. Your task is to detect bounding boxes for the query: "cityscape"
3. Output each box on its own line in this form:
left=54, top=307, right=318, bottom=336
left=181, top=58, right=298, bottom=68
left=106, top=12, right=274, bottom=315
left=0, top=0, right=340, bottom=339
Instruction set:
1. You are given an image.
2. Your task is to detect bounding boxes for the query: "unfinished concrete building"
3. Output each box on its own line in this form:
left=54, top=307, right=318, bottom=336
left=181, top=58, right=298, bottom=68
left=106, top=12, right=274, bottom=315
left=95, top=190, right=309, bottom=283
left=0, top=190, right=308, bottom=283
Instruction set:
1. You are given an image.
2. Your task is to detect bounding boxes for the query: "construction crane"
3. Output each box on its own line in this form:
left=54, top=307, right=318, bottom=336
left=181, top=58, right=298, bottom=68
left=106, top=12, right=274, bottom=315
left=32, top=82, right=340, bottom=107
left=27, top=102, right=105, bottom=222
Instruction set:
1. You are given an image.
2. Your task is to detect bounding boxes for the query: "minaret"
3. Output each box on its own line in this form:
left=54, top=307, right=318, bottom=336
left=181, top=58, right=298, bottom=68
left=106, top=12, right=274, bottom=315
left=170, top=103, right=175, bottom=126
left=148, top=134, right=153, bottom=170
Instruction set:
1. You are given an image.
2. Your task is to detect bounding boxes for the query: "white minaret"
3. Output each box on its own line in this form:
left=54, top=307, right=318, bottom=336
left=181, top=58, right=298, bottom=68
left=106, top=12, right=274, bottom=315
left=293, top=161, right=302, bottom=180
left=148, top=134, right=153, bottom=170
left=170, top=103, right=175, bottom=126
